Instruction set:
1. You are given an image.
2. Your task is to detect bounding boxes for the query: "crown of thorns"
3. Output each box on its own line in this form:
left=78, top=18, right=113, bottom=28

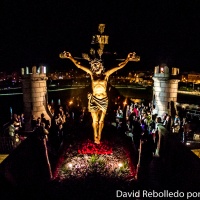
left=89, top=58, right=104, bottom=73
left=89, top=58, right=102, bottom=65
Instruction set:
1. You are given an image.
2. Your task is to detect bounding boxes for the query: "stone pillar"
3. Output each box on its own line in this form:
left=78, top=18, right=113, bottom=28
left=152, top=65, right=180, bottom=118
left=22, top=74, right=32, bottom=131
left=21, top=66, right=51, bottom=131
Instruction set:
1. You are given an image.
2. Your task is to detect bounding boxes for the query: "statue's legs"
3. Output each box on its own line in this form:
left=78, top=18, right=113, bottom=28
left=98, top=111, right=106, bottom=142
left=91, top=112, right=100, bottom=144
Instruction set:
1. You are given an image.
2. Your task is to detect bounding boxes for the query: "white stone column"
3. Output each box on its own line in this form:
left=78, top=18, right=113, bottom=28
left=22, top=75, right=32, bottom=131
left=30, top=73, right=51, bottom=124
left=21, top=67, right=51, bottom=131
left=153, top=76, right=170, bottom=117
left=153, top=67, right=180, bottom=118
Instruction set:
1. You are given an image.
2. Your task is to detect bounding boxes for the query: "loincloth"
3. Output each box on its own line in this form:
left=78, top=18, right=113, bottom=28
left=88, top=93, right=108, bottom=113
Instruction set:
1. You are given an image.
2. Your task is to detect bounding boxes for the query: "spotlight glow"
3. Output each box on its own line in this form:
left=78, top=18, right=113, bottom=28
left=68, top=163, right=73, bottom=168
left=118, top=162, right=123, bottom=168
left=69, top=101, right=73, bottom=105
left=123, top=101, right=127, bottom=105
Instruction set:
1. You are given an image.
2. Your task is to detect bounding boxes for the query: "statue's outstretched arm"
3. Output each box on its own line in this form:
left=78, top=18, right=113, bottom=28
left=105, top=52, right=140, bottom=77
left=59, top=51, right=92, bottom=75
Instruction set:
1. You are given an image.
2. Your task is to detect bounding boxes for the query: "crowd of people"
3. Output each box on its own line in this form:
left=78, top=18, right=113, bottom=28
left=6, top=98, right=187, bottom=159
left=5, top=102, right=91, bottom=152
left=115, top=101, right=184, bottom=165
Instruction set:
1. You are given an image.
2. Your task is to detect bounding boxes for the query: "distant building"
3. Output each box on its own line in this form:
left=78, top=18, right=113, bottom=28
left=188, top=73, right=200, bottom=84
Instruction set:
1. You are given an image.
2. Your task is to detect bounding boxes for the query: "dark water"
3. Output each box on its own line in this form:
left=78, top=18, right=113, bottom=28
left=0, top=94, right=23, bottom=125
left=117, top=87, right=153, bottom=103
left=1, top=87, right=200, bottom=126
left=177, top=93, right=200, bottom=105
left=0, top=87, right=92, bottom=127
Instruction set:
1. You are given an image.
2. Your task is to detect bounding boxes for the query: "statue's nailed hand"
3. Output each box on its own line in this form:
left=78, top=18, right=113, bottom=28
left=128, top=52, right=140, bottom=62
left=128, top=52, right=136, bottom=59
left=59, top=51, right=71, bottom=59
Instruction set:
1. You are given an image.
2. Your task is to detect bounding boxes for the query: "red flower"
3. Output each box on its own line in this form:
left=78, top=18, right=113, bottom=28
left=78, top=140, right=112, bottom=154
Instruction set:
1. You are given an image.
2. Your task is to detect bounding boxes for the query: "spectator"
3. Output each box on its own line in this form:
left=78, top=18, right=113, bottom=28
left=20, top=113, right=25, bottom=129
left=36, top=117, right=42, bottom=128
left=36, top=122, right=49, bottom=141
left=13, top=133, right=21, bottom=148
left=172, top=114, right=181, bottom=133
left=126, top=105, right=131, bottom=121
left=12, top=113, right=20, bottom=132
left=41, top=113, right=47, bottom=126
left=55, top=113, right=63, bottom=125
left=8, top=120, right=15, bottom=145
left=133, top=105, right=139, bottom=117
left=163, top=115, right=172, bottom=132
left=116, top=106, right=123, bottom=119
left=128, top=109, right=136, bottom=131
left=31, top=115, right=37, bottom=130
left=155, top=116, right=168, bottom=158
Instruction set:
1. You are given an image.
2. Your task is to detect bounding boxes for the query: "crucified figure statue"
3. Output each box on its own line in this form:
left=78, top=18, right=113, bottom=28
left=59, top=51, right=140, bottom=144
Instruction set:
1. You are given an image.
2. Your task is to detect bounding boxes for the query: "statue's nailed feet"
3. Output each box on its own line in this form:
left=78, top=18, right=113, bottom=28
left=94, top=137, right=100, bottom=144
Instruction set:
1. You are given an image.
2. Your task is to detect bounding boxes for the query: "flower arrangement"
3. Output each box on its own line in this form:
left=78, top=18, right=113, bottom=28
left=78, top=139, right=112, bottom=154
left=53, top=138, right=136, bottom=181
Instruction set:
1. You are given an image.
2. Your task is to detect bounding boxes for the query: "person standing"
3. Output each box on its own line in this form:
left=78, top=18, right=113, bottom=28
left=172, top=114, right=181, bottom=133
left=163, top=115, right=172, bottom=132
left=128, top=108, right=136, bottom=131
left=155, top=117, right=168, bottom=158
left=8, top=120, right=16, bottom=146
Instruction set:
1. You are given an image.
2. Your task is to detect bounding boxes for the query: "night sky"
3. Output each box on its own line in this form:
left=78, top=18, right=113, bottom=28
left=1, top=0, right=200, bottom=73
